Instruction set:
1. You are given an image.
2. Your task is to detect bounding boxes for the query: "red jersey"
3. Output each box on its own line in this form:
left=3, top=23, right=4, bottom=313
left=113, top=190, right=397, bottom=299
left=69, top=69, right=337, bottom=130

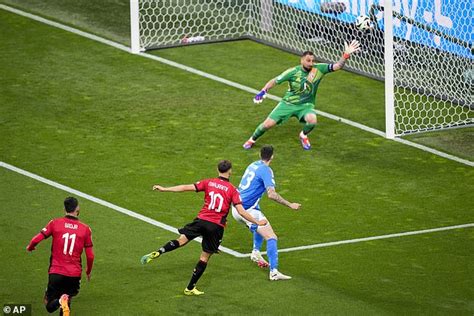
left=40, top=216, right=93, bottom=277
left=194, top=176, right=242, bottom=227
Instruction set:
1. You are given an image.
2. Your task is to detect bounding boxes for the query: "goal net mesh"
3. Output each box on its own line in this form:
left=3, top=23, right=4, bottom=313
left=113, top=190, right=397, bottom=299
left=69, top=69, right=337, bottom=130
left=136, top=0, right=473, bottom=136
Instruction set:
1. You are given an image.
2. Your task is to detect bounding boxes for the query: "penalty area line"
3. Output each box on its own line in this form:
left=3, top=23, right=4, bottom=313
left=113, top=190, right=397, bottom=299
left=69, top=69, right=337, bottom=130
left=0, top=4, right=472, bottom=167
left=0, top=161, right=247, bottom=258
left=248, top=222, right=474, bottom=257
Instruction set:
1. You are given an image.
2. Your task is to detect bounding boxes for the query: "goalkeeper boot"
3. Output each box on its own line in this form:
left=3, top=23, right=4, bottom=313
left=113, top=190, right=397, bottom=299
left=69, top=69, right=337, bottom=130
left=184, top=287, right=204, bottom=296
left=250, top=250, right=269, bottom=268
left=59, top=294, right=70, bottom=316
left=299, top=131, right=311, bottom=150
left=243, top=138, right=255, bottom=150
left=269, top=269, right=292, bottom=281
left=141, top=251, right=160, bottom=264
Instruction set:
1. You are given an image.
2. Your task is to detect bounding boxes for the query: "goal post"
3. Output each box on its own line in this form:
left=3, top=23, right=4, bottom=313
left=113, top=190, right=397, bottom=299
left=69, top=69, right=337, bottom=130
left=130, top=0, right=140, bottom=54
left=383, top=0, right=395, bottom=139
left=131, top=0, right=473, bottom=138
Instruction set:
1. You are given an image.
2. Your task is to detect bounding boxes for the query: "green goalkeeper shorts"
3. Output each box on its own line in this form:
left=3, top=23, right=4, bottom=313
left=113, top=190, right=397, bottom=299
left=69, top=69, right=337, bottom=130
left=268, top=101, right=317, bottom=125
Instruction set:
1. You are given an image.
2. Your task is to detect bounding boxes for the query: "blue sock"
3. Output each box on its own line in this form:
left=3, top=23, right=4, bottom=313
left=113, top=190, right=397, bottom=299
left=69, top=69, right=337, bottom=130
left=267, top=238, right=278, bottom=270
left=253, top=231, right=264, bottom=251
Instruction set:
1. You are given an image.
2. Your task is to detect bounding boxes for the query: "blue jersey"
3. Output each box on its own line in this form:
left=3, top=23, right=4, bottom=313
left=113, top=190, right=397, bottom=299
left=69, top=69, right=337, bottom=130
left=238, top=160, right=275, bottom=210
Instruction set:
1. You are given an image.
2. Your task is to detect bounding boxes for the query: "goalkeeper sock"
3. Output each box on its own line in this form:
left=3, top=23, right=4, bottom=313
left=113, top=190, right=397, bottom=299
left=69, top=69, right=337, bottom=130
left=251, top=123, right=267, bottom=141
left=253, top=231, right=264, bottom=251
left=158, top=239, right=180, bottom=254
left=186, top=260, right=207, bottom=290
left=302, top=123, right=316, bottom=135
left=267, top=238, right=279, bottom=270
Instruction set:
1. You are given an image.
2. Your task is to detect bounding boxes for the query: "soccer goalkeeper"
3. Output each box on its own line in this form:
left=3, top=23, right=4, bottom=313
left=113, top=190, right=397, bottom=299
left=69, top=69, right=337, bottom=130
left=243, top=40, right=361, bottom=150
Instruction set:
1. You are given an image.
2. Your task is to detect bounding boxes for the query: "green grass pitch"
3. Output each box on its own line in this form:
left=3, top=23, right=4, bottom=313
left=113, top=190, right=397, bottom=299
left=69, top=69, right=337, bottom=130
left=0, top=2, right=473, bottom=315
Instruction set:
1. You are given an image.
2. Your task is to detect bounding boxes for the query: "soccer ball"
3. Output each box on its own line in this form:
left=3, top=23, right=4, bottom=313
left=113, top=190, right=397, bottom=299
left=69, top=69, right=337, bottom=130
left=355, top=15, right=372, bottom=32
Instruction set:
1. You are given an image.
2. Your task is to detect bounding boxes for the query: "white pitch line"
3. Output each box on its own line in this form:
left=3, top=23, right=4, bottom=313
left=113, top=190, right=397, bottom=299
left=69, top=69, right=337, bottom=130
left=2, top=161, right=473, bottom=257
left=247, top=223, right=474, bottom=257
left=0, top=4, right=130, bottom=53
left=138, top=52, right=389, bottom=140
left=394, top=137, right=473, bottom=166
left=1, top=4, right=472, bottom=167
left=0, top=161, right=246, bottom=258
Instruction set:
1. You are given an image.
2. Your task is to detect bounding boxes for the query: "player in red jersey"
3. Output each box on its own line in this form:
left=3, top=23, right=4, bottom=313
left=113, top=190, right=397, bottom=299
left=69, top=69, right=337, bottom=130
left=141, top=160, right=267, bottom=295
left=26, top=197, right=94, bottom=316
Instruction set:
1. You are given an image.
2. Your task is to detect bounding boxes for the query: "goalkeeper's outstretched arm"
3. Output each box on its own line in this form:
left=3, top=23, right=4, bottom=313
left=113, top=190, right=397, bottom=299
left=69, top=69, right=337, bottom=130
left=262, top=79, right=277, bottom=92
left=254, top=79, right=277, bottom=104
left=332, top=40, right=361, bottom=71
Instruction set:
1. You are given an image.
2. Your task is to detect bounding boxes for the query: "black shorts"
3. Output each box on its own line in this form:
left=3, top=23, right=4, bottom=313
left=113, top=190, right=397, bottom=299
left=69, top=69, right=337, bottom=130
left=178, top=218, right=224, bottom=254
left=45, top=274, right=81, bottom=301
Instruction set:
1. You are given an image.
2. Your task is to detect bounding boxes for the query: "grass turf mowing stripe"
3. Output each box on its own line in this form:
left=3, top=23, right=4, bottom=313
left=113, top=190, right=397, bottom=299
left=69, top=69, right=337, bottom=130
left=0, top=3, right=472, bottom=167
left=256, top=223, right=474, bottom=256
left=3, top=161, right=472, bottom=259
left=0, top=161, right=246, bottom=258
left=0, top=3, right=130, bottom=52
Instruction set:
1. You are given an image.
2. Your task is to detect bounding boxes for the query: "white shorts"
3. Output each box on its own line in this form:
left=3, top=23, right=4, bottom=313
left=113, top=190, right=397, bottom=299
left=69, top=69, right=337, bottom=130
left=231, top=206, right=268, bottom=230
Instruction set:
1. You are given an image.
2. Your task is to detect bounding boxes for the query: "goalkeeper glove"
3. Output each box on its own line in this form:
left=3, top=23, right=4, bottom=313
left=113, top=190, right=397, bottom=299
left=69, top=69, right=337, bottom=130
left=253, top=89, right=267, bottom=104
left=343, top=40, right=361, bottom=59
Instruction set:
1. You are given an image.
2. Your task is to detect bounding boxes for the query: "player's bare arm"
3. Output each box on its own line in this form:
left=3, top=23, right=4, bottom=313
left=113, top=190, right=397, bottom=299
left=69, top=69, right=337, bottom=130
left=262, top=78, right=277, bottom=92
left=152, top=184, right=195, bottom=192
left=266, top=187, right=301, bottom=210
left=332, top=40, right=361, bottom=71
left=235, top=204, right=268, bottom=226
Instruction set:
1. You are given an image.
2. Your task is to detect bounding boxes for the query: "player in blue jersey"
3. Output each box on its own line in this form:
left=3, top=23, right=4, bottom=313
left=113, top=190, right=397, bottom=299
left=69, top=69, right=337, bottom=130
left=232, top=145, right=301, bottom=280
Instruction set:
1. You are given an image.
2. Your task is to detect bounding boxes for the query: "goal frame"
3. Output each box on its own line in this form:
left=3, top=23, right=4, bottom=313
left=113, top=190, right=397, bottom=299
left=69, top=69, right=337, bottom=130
left=130, top=0, right=473, bottom=139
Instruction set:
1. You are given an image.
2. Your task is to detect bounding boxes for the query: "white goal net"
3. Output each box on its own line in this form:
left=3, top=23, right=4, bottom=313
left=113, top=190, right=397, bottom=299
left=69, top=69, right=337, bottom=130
left=131, top=0, right=473, bottom=137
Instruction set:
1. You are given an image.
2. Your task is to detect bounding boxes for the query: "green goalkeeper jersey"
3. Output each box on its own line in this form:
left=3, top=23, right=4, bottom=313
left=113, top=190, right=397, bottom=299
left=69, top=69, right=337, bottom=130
left=275, top=63, right=332, bottom=106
